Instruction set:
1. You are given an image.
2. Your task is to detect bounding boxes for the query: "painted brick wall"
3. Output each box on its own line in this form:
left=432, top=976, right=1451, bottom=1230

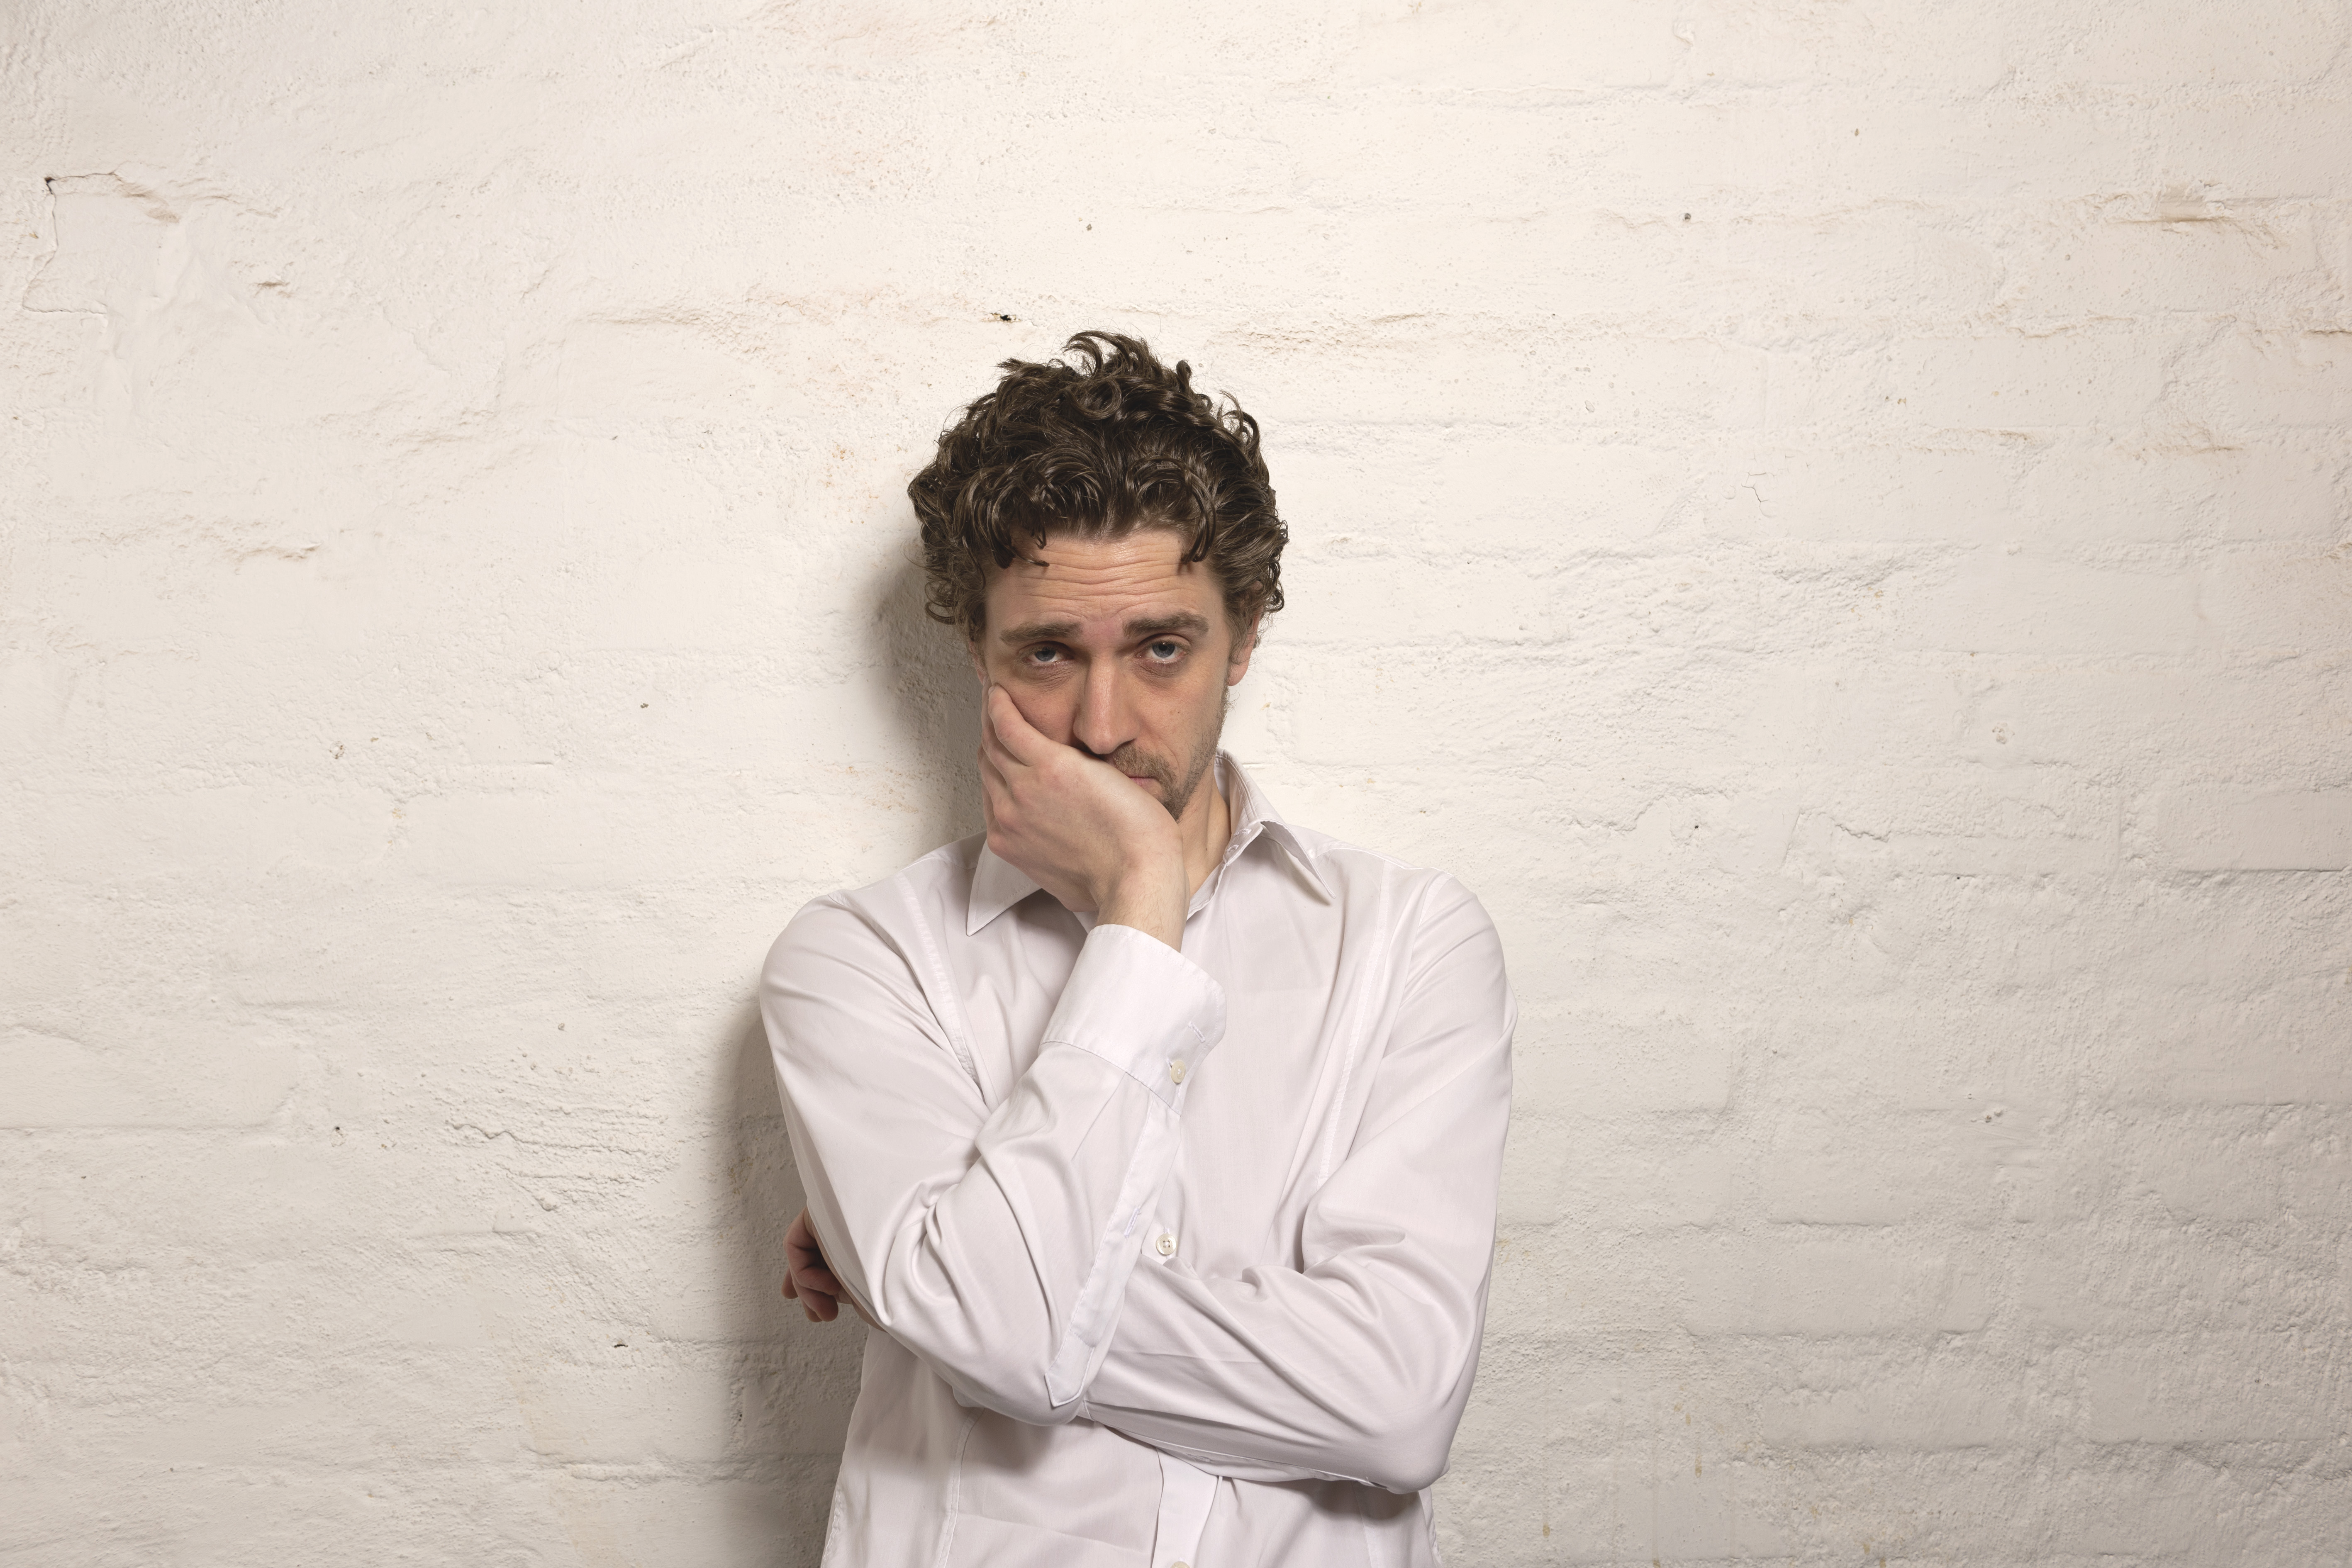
left=5, top=3, right=2347, bottom=1563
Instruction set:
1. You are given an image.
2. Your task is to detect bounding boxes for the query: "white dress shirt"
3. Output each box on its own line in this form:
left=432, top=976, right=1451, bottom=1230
left=760, top=757, right=1514, bottom=1567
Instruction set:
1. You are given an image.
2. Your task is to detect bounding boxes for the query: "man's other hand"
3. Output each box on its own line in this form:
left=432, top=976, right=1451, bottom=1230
left=979, top=684, right=1187, bottom=948
left=782, top=1206, right=864, bottom=1325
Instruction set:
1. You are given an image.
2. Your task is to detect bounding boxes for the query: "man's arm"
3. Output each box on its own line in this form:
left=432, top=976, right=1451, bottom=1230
left=765, top=906, right=1218, bottom=1420
left=764, top=684, right=1205, bottom=1419
left=1075, top=882, right=1514, bottom=1495
left=780, top=879, right=1514, bottom=1486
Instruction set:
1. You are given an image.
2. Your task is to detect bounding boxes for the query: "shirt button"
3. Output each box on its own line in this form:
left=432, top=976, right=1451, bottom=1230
left=1168, top=1059, right=1187, bottom=1085
left=1155, top=1232, right=1177, bottom=1257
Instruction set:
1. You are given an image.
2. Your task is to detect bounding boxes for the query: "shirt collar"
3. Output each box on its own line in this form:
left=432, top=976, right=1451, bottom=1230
left=965, top=753, right=1328, bottom=936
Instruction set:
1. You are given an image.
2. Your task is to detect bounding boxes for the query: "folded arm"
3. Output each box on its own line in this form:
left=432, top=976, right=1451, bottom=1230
left=763, top=901, right=1221, bottom=1422
left=1077, top=886, right=1515, bottom=1494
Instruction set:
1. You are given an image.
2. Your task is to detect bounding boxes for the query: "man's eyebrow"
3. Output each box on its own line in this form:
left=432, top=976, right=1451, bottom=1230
left=995, top=618, right=1081, bottom=646
left=994, top=612, right=1212, bottom=646
left=1124, top=612, right=1211, bottom=638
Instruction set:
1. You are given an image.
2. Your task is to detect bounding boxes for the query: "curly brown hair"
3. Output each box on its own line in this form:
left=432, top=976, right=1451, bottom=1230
left=910, top=331, right=1286, bottom=642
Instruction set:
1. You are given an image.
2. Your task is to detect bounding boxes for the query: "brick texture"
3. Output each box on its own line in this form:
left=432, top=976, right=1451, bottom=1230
left=3, top=2, right=2347, bottom=1564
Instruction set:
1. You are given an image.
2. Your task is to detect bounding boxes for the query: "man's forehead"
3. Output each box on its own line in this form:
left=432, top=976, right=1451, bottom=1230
left=1007, top=526, right=1194, bottom=577
left=984, top=528, right=1219, bottom=635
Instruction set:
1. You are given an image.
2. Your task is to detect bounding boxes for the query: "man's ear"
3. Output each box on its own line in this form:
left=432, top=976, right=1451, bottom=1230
left=1225, top=613, right=1263, bottom=686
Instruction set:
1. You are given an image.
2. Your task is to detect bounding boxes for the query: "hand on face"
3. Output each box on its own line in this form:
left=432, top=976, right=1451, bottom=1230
left=978, top=684, right=1188, bottom=948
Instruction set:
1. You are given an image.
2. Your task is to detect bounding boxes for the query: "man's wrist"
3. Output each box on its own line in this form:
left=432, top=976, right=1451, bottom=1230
left=1096, top=859, right=1187, bottom=949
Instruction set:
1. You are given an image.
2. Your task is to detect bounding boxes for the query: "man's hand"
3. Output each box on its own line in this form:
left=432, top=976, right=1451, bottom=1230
left=782, top=1206, right=870, bottom=1325
left=977, top=684, right=1187, bottom=949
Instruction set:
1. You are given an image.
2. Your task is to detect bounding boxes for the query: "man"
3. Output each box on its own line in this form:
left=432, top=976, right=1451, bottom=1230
left=761, top=332, right=1514, bottom=1567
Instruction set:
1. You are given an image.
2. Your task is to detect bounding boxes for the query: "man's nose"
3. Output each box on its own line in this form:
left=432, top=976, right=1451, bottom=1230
left=1070, top=664, right=1137, bottom=759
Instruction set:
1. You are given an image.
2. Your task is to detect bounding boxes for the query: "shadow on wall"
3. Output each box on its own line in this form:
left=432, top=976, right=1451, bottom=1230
left=719, top=1006, right=862, bottom=1567
left=868, top=550, right=984, bottom=855
left=713, top=551, right=979, bottom=1561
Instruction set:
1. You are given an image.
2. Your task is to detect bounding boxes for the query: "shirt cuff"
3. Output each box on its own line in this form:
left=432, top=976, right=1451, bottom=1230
left=1040, top=922, right=1226, bottom=1109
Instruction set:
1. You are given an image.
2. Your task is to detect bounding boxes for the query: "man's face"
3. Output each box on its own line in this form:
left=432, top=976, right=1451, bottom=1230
left=972, top=527, right=1255, bottom=823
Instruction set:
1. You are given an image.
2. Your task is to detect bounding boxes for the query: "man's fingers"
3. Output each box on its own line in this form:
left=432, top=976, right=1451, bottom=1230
left=979, top=688, right=1024, bottom=772
left=781, top=1204, right=849, bottom=1324
left=785, top=1271, right=843, bottom=1322
left=985, top=684, right=1048, bottom=765
left=785, top=1258, right=845, bottom=1303
left=784, top=1206, right=828, bottom=1267
left=977, top=736, right=1010, bottom=787
left=977, top=747, right=1014, bottom=821
left=977, top=743, right=1017, bottom=840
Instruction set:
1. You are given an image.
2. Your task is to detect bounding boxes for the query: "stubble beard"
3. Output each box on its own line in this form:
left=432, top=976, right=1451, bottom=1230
left=1103, top=690, right=1228, bottom=822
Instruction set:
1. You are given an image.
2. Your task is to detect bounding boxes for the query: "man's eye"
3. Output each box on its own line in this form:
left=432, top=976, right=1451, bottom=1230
left=1026, top=646, right=1062, bottom=664
left=1145, top=640, right=1182, bottom=661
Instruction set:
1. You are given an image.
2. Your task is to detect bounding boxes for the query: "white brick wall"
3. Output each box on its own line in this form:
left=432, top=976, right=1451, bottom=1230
left=4, top=3, right=2346, bottom=1563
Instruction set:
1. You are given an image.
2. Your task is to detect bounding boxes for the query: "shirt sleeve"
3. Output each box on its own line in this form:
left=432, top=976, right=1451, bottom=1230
left=1072, top=881, right=1515, bottom=1495
left=762, top=891, right=1224, bottom=1422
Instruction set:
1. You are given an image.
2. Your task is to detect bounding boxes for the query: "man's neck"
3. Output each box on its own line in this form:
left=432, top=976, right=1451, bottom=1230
left=1176, top=762, right=1234, bottom=900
